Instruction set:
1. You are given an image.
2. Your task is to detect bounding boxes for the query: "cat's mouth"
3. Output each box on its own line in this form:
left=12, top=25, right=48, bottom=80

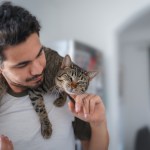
left=63, top=86, right=83, bottom=95
left=55, top=80, right=84, bottom=95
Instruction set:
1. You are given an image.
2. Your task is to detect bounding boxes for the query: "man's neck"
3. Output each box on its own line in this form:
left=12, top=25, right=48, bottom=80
left=7, top=87, right=28, bottom=97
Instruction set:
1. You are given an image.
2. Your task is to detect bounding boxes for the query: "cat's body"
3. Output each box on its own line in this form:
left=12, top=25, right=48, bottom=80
left=0, top=47, right=97, bottom=139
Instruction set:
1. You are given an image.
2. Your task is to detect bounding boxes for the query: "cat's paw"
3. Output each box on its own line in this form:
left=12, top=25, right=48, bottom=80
left=41, top=122, right=52, bottom=139
left=53, top=97, right=66, bottom=107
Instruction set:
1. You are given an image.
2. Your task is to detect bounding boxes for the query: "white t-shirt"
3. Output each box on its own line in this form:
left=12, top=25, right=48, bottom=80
left=0, top=92, right=75, bottom=150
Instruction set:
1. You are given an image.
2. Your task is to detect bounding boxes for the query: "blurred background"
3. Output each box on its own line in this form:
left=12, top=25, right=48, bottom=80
left=4, top=0, right=150, bottom=149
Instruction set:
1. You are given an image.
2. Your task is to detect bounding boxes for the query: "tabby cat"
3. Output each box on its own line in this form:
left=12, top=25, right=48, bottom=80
left=0, top=46, right=98, bottom=139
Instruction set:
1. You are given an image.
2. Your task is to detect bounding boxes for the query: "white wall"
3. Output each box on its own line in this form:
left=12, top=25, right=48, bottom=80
left=118, top=5, right=150, bottom=149
left=120, top=42, right=150, bottom=150
left=6, top=0, right=150, bottom=149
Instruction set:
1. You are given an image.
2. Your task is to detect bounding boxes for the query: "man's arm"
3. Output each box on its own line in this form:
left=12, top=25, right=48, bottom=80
left=81, top=120, right=109, bottom=150
left=68, top=94, right=109, bottom=150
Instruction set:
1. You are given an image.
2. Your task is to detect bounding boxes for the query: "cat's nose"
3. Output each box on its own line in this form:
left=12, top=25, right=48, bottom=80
left=71, top=82, right=77, bottom=88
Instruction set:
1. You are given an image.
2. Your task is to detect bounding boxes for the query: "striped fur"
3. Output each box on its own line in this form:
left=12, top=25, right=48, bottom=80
left=0, top=47, right=98, bottom=139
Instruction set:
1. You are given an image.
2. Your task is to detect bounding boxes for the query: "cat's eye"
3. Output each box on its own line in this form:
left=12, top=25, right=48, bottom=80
left=69, top=77, right=72, bottom=82
left=78, top=81, right=87, bottom=86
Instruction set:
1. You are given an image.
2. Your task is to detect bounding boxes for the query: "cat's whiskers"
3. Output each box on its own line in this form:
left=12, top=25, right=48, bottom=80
left=53, top=90, right=59, bottom=99
left=52, top=85, right=65, bottom=98
left=49, top=86, right=59, bottom=99
left=49, top=86, right=56, bottom=95
left=84, top=92, right=89, bottom=97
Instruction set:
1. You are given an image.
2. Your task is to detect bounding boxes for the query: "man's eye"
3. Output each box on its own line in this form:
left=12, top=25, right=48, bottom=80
left=40, top=50, right=44, bottom=56
left=38, top=49, right=44, bottom=57
left=16, top=64, right=27, bottom=68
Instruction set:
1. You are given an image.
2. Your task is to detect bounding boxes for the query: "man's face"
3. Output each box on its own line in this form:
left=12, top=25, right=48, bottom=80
left=0, top=33, right=46, bottom=93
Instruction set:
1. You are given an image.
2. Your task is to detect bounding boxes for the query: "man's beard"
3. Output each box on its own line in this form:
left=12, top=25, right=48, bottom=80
left=3, top=73, right=44, bottom=90
left=12, top=79, right=43, bottom=89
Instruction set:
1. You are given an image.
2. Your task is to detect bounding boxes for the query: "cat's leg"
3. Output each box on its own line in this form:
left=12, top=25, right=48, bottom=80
left=53, top=92, right=67, bottom=107
left=0, top=77, right=7, bottom=100
left=29, top=92, right=52, bottom=139
left=38, top=103, right=52, bottom=139
left=72, top=117, right=91, bottom=140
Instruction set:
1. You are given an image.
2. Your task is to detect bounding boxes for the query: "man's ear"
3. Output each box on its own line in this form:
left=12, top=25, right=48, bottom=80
left=0, top=65, right=3, bottom=74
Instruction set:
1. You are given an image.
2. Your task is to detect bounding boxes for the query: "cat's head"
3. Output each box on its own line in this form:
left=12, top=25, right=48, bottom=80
left=55, top=55, right=98, bottom=95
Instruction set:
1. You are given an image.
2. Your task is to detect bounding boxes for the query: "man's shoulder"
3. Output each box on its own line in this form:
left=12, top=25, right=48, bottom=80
left=43, top=46, right=63, bottom=60
left=43, top=46, right=56, bottom=53
left=43, top=46, right=58, bottom=55
left=43, top=46, right=63, bottom=73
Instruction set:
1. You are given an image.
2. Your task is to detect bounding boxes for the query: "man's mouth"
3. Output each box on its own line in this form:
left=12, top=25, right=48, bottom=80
left=33, top=75, right=43, bottom=82
left=26, top=74, right=43, bottom=82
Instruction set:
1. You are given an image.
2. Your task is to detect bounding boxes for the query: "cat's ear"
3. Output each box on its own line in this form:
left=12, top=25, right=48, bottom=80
left=87, top=71, right=98, bottom=81
left=61, top=55, right=72, bottom=69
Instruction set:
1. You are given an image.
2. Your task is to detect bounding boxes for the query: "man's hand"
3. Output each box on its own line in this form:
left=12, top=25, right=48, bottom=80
left=68, top=93, right=106, bottom=126
left=68, top=94, right=109, bottom=150
left=0, top=135, right=14, bottom=150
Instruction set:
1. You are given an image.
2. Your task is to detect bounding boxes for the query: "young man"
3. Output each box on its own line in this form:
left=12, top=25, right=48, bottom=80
left=0, top=2, right=109, bottom=150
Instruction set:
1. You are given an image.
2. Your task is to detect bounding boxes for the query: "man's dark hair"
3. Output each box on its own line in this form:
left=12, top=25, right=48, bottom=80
left=0, top=1, right=41, bottom=63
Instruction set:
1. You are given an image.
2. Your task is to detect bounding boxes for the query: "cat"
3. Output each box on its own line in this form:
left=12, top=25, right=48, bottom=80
left=54, top=54, right=98, bottom=140
left=55, top=54, right=98, bottom=96
left=0, top=46, right=98, bottom=139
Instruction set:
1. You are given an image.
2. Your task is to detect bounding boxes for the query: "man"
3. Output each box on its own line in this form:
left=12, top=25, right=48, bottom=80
left=0, top=1, right=109, bottom=150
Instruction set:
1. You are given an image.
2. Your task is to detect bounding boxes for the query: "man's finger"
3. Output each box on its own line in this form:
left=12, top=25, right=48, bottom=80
left=75, top=97, right=83, bottom=113
left=68, top=101, right=81, bottom=118
left=68, top=94, right=83, bottom=113
left=68, top=101, right=75, bottom=113
left=68, top=94, right=77, bottom=99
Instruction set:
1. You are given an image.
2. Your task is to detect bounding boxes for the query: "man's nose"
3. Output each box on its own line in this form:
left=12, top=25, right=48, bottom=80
left=30, top=60, right=43, bottom=76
